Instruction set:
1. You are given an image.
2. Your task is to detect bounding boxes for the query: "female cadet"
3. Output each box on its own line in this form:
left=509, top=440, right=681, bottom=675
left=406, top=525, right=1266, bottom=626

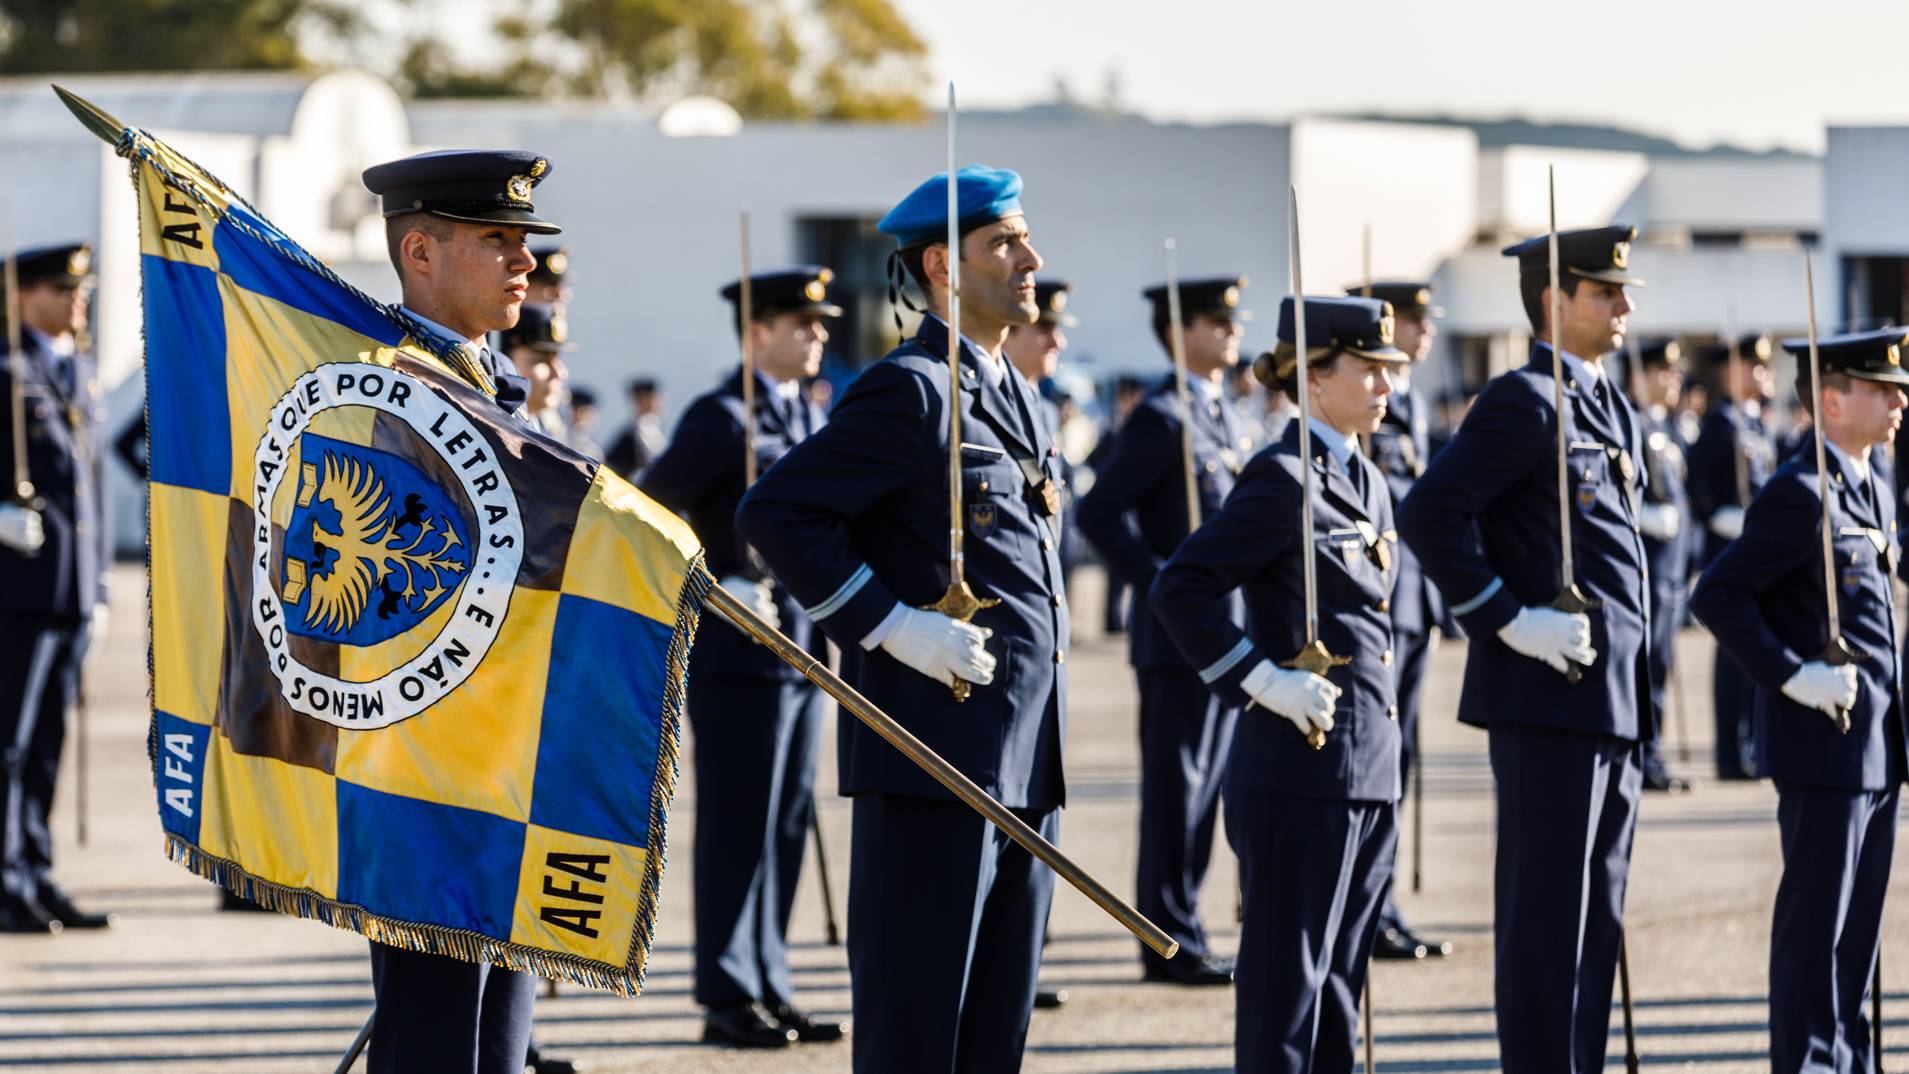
left=1150, top=295, right=1408, bottom=1073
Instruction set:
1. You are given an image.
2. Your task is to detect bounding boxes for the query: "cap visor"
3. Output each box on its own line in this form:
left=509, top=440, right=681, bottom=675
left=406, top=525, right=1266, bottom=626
left=431, top=208, right=563, bottom=236
left=1351, top=344, right=1409, bottom=363
left=1848, top=368, right=1909, bottom=386
left=1040, top=313, right=1080, bottom=327
left=1569, top=268, right=1645, bottom=287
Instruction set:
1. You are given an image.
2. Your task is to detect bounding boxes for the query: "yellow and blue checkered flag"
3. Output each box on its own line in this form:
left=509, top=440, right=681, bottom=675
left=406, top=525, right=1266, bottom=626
left=77, top=92, right=708, bottom=995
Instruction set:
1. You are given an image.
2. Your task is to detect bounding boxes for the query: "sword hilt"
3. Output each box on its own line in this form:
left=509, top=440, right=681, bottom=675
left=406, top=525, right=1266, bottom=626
left=1282, top=638, right=1351, bottom=750
left=1820, top=635, right=1862, bottom=734
left=926, top=580, right=1000, bottom=703
left=1550, top=583, right=1601, bottom=685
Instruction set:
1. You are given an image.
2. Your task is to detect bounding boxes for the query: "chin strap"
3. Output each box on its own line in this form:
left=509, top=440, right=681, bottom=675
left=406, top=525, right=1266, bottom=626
left=885, top=249, right=927, bottom=335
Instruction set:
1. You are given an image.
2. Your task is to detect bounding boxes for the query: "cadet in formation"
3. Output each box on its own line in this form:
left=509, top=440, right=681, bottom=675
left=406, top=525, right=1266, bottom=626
left=1077, top=275, right=1255, bottom=986
left=640, top=267, right=845, bottom=1049
left=1630, top=338, right=1694, bottom=793
left=1398, top=226, right=1651, bottom=1073
left=1352, top=280, right=1454, bottom=961
left=358, top=148, right=563, bottom=1074
left=1688, top=333, right=1779, bottom=780
left=738, top=164, right=1068, bottom=1074
left=1691, top=328, right=1907, bottom=1074
left=0, top=242, right=115, bottom=935
left=499, top=303, right=572, bottom=434
left=1152, top=294, right=1406, bottom=1073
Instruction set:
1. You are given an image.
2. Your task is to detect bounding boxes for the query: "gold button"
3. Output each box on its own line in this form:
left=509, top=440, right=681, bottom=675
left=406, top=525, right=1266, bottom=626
left=1377, top=599, right=1390, bottom=612
left=1052, top=594, right=1063, bottom=608
left=1388, top=704, right=1399, bottom=720
left=1040, top=538, right=1051, bottom=551
left=1054, top=650, right=1065, bottom=664
left=1381, top=649, right=1394, bottom=667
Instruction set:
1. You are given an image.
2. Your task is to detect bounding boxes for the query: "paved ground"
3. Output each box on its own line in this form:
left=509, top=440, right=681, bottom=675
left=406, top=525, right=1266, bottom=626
left=4, top=564, right=1908, bottom=1072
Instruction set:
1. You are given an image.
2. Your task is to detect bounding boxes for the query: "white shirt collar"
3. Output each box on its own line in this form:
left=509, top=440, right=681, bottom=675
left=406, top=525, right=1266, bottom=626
left=24, top=325, right=75, bottom=358
left=1536, top=340, right=1601, bottom=383
left=1822, top=433, right=1871, bottom=485
left=400, top=306, right=485, bottom=351
left=1307, top=416, right=1359, bottom=470
left=922, top=312, right=1006, bottom=388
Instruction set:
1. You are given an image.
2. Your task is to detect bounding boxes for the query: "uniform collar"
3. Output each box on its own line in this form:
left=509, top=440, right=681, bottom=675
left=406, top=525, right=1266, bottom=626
left=25, top=325, right=75, bottom=359
left=1821, top=433, right=1871, bottom=488
left=1536, top=340, right=1602, bottom=386
left=1307, top=415, right=1358, bottom=471
left=399, top=306, right=486, bottom=351
left=918, top=312, right=1006, bottom=388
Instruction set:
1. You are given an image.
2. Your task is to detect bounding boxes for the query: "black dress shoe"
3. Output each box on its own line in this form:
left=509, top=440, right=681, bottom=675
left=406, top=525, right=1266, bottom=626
left=1400, top=927, right=1453, bottom=958
left=703, top=1003, right=798, bottom=1048
left=1372, top=927, right=1428, bottom=960
left=219, top=888, right=271, bottom=912
left=1143, top=954, right=1234, bottom=986
left=526, top=1043, right=580, bottom=1074
left=1643, top=767, right=1692, bottom=793
left=35, top=886, right=115, bottom=930
left=0, top=897, right=61, bottom=935
left=767, top=1002, right=847, bottom=1043
left=1034, top=989, right=1069, bottom=1009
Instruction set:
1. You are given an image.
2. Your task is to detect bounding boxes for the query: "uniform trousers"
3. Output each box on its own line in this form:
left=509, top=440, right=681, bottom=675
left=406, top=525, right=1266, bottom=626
left=1714, top=649, right=1758, bottom=778
left=1642, top=579, right=1684, bottom=778
left=1225, top=792, right=1395, bottom=1074
left=848, top=792, right=1057, bottom=1074
left=1376, top=628, right=1431, bottom=934
left=1, top=616, right=81, bottom=906
left=366, top=942, right=536, bottom=1074
left=1770, top=783, right=1899, bottom=1074
left=1488, top=724, right=1642, bottom=1074
left=1134, top=667, right=1237, bottom=970
left=689, top=675, right=825, bottom=1010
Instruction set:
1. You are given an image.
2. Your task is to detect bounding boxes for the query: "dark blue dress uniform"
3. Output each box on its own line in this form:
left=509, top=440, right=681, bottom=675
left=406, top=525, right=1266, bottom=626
left=0, top=243, right=111, bottom=934
left=639, top=267, right=838, bottom=1029
left=1396, top=226, right=1652, bottom=1074
left=1352, top=281, right=1449, bottom=951
left=1688, top=334, right=1780, bottom=779
left=1076, top=275, right=1255, bottom=979
left=1631, top=340, right=1694, bottom=789
left=358, top=150, right=561, bottom=1074
left=737, top=164, right=1068, bottom=1074
left=1690, top=328, right=1909, bottom=1074
left=1151, top=295, right=1405, bottom=1074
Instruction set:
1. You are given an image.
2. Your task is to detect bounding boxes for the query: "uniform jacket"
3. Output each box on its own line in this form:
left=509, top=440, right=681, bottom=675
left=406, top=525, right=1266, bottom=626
left=737, top=315, right=1069, bottom=809
left=1690, top=433, right=1905, bottom=790
left=1396, top=344, right=1653, bottom=741
left=1638, top=405, right=1694, bottom=599
left=1150, top=421, right=1402, bottom=803
left=0, top=330, right=108, bottom=621
left=1367, top=380, right=1445, bottom=638
left=1077, top=376, right=1252, bottom=670
left=641, top=366, right=824, bottom=681
left=1688, top=400, right=1777, bottom=564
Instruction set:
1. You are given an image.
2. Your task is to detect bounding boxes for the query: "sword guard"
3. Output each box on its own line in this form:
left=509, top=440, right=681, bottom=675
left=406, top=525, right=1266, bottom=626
left=925, top=581, right=1001, bottom=703
left=1550, top=584, right=1601, bottom=685
left=1281, top=639, right=1351, bottom=751
left=1818, top=636, right=1862, bottom=734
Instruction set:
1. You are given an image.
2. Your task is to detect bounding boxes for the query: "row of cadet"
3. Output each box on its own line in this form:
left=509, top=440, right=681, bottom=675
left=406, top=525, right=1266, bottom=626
left=8, top=143, right=1906, bottom=1074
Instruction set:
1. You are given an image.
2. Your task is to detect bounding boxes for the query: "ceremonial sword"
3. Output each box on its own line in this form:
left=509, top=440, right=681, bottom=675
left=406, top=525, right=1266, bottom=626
left=1545, top=165, right=1599, bottom=684
left=1802, top=250, right=1859, bottom=735
left=4, top=212, right=35, bottom=510
left=924, top=82, right=999, bottom=702
left=1163, top=240, right=1203, bottom=531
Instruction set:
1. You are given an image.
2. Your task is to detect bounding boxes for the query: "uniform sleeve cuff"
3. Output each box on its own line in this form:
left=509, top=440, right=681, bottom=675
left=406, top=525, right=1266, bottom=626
left=861, top=603, right=908, bottom=651
left=1456, top=581, right=1522, bottom=638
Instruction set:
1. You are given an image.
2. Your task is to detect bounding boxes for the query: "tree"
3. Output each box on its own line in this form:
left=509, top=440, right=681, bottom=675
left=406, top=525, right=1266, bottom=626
left=0, top=0, right=357, bottom=73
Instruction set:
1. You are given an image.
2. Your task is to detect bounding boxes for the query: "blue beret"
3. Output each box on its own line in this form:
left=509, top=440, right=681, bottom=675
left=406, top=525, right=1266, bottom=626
left=362, top=149, right=562, bottom=235
left=1276, top=296, right=1406, bottom=360
left=1782, top=327, right=1909, bottom=386
left=877, top=164, right=1024, bottom=248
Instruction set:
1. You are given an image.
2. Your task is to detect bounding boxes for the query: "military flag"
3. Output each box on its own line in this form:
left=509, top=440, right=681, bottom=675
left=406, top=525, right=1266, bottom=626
left=75, top=92, right=707, bottom=996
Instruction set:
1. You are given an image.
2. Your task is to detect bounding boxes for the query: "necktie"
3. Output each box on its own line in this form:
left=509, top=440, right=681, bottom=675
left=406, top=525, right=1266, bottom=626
left=1347, top=453, right=1367, bottom=503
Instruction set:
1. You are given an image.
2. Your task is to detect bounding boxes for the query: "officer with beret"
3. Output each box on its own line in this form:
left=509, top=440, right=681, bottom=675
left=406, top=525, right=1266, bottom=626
left=640, top=267, right=845, bottom=1049
left=1349, top=280, right=1455, bottom=962
left=498, top=303, right=572, bottom=434
left=1151, top=295, right=1406, bottom=1073
left=1689, top=327, right=1908, bottom=1074
left=358, top=148, right=562, bottom=1074
left=0, top=242, right=115, bottom=935
left=1630, top=339, right=1694, bottom=793
left=737, top=164, right=1066, bottom=1073
left=1078, top=274, right=1257, bottom=985
left=1397, top=225, right=1652, bottom=1074
left=1689, top=333, right=1780, bottom=780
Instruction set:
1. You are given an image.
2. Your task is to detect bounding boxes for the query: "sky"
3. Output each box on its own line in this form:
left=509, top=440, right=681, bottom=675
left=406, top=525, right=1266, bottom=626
left=891, top=0, right=1909, bottom=154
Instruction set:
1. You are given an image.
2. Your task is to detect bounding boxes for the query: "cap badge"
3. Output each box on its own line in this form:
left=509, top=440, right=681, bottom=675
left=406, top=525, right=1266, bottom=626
left=550, top=314, right=568, bottom=344
left=1753, top=336, right=1772, bottom=360
left=1378, top=313, right=1396, bottom=345
left=528, top=158, right=548, bottom=178
left=1664, top=341, right=1682, bottom=363
left=1414, top=287, right=1431, bottom=306
left=67, top=247, right=92, bottom=277
left=1890, top=345, right=1901, bottom=367
left=804, top=278, right=828, bottom=302
left=1050, top=290, right=1068, bottom=312
left=506, top=175, right=534, bottom=204
left=1222, top=286, right=1240, bottom=308
left=818, top=267, right=835, bottom=283
left=1611, top=241, right=1630, bottom=269
left=544, top=251, right=568, bottom=275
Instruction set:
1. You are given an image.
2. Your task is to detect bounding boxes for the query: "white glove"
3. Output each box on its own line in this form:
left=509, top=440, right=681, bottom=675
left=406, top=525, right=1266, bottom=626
left=1781, top=661, right=1859, bottom=719
left=718, top=574, right=780, bottom=632
left=1638, top=503, right=1681, bottom=542
left=1709, top=506, right=1746, bottom=541
left=879, top=605, right=995, bottom=688
left=0, top=502, right=43, bottom=555
left=1241, top=659, right=1340, bottom=737
left=1497, top=605, right=1597, bottom=674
